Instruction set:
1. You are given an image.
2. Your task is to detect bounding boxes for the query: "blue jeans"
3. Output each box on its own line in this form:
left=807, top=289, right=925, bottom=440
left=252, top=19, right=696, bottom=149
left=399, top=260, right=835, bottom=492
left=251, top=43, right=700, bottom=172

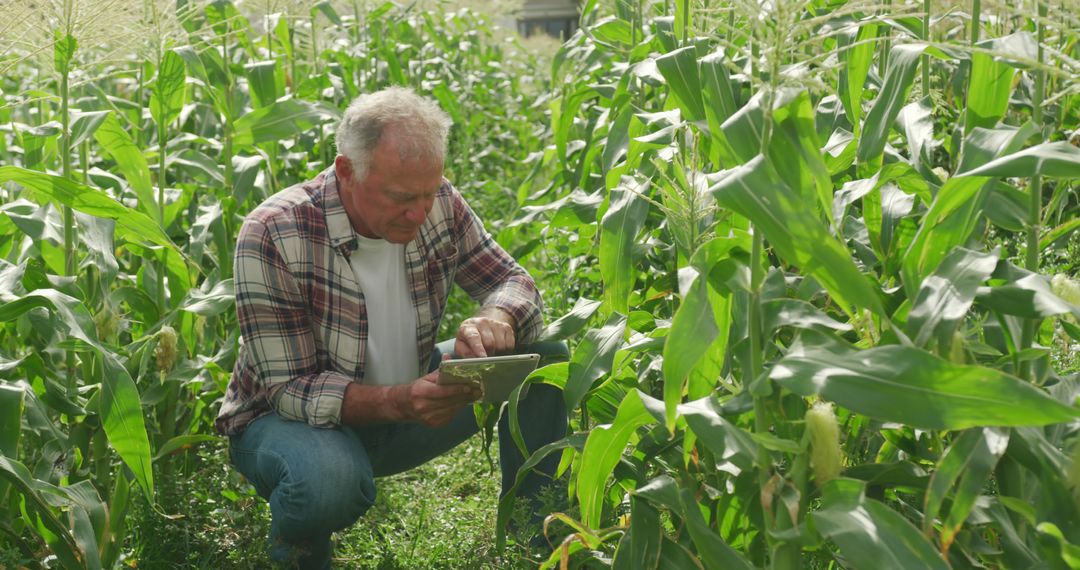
left=228, top=340, right=568, bottom=569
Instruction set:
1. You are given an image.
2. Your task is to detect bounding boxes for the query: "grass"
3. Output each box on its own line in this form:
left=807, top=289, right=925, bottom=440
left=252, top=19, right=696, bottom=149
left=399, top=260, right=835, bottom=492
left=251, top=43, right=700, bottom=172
left=123, top=429, right=556, bottom=569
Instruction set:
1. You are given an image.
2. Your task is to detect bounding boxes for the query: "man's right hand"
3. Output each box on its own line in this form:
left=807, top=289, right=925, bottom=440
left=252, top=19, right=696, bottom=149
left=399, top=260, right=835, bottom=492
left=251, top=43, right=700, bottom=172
left=388, top=368, right=480, bottom=427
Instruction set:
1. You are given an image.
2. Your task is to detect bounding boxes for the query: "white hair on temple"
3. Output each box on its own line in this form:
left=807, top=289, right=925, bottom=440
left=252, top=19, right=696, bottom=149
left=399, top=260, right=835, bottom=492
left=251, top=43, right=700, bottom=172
left=335, top=86, right=453, bottom=180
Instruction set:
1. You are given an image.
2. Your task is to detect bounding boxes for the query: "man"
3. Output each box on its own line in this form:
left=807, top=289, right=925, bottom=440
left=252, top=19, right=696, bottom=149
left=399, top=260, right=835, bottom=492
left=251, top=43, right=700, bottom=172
left=215, top=87, right=567, bottom=568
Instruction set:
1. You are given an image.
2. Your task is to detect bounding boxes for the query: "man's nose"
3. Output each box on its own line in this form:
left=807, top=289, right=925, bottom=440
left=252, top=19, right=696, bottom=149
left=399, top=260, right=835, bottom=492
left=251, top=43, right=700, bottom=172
left=404, top=204, right=427, bottom=224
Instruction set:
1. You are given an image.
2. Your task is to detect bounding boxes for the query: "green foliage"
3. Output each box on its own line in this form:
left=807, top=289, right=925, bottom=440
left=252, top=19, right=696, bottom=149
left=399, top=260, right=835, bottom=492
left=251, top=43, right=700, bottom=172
left=2, top=0, right=1079, bottom=567
left=0, top=2, right=551, bottom=566
left=498, top=0, right=1080, bottom=567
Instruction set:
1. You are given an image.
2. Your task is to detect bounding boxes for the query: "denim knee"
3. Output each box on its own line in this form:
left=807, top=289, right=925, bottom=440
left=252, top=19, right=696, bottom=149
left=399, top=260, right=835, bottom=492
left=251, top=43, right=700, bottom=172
left=273, top=448, right=377, bottom=537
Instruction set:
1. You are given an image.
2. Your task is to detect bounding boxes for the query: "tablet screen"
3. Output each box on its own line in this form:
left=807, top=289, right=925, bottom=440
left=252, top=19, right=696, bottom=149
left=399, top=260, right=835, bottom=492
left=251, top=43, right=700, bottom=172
left=438, top=353, right=541, bottom=403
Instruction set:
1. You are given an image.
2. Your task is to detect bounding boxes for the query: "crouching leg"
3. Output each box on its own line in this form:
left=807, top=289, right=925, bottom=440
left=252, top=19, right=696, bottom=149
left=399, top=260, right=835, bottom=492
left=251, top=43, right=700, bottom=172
left=229, top=413, right=377, bottom=569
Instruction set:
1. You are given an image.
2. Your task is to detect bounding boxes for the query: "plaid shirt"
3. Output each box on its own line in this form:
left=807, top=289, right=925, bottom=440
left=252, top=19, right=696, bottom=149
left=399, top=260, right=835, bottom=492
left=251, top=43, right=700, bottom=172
left=215, top=168, right=543, bottom=435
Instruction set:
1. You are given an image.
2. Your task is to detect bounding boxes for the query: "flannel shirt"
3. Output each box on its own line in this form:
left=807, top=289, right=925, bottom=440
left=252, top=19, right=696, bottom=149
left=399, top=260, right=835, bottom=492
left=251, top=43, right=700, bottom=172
left=215, top=168, right=543, bottom=436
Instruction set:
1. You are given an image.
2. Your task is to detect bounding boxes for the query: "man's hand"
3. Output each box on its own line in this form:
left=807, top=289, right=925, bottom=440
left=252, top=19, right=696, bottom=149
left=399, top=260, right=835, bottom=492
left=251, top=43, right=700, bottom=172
left=389, top=357, right=481, bottom=427
left=342, top=355, right=480, bottom=427
left=455, top=307, right=516, bottom=358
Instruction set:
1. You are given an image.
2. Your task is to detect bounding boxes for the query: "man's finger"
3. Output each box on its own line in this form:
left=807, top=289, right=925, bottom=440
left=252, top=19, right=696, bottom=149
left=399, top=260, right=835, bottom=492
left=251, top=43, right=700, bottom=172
left=479, top=327, right=495, bottom=352
left=497, top=325, right=515, bottom=352
left=465, top=327, right=487, bottom=357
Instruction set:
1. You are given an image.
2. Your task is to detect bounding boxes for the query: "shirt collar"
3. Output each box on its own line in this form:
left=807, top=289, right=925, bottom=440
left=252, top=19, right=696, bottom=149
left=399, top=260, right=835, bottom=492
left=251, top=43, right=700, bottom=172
left=322, top=167, right=358, bottom=251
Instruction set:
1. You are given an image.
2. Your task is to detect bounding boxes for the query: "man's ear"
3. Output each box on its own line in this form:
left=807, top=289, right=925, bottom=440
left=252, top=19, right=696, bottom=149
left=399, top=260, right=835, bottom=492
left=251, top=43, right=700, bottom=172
left=334, top=155, right=352, bottom=181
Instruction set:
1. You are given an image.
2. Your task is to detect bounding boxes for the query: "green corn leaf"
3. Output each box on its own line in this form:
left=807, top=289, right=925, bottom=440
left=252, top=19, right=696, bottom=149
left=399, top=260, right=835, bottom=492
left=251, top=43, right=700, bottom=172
left=897, top=97, right=936, bottom=179
left=700, top=49, right=738, bottom=134
left=244, top=60, right=282, bottom=109
left=762, top=298, right=853, bottom=333
left=53, top=31, right=77, bottom=76
left=430, top=82, right=464, bottom=126
left=0, top=384, right=21, bottom=458
left=901, top=123, right=1037, bottom=294
left=94, top=112, right=157, bottom=223
left=70, top=110, right=109, bottom=148
left=965, top=32, right=1037, bottom=133
left=907, top=247, right=999, bottom=347
left=770, top=90, right=833, bottom=218
left=976, top=274, right=1080, bottom=320
left=0, top=166, right=175, bottom=252
left=546, top=189, right=603, bottom=228
left=923, top=428, right=1009, bottom=549
left=814, top=478, right=949, bottom=570
left=66, top=481, right=104, bottom=570
left=76, top=212, right=119, bottom=282
left=658, top=536, right=706, bottom=569
left=838, top=22, right=878, bottom=128
left=627, top=496, right=663, bottom=570
left=857, top=43, right=926, bottom=164
left=833, top=161, right=934, bottom=225
left=272, top=15, right=293, bottom=60
left=0, top=455, right=83, bottom=569
left=1037, top=523, right=1080, bottom=568
left=578, top=390, right=655, bottom=528
left=551, top=86, right=597, bottom=169
left=312, top=1, right=343, bottom=25
left=565, top=313, right=627, bottom=412
left=600, top=177, right=650, bottom=314
left=588, top=16, right=633, bottom=46
left=0, top=384, right=23, bottom=502
left=689, top=277, right=731, bottom=400
left=717, top=88, right=806, bottom=171
left=678, top=397, right=757, bottom=473
left=153, top=434, right=220, bottom=461
left=653, top=16, right=677, bottom=52
left=495, top=433, right=586, bottom=552
left=636, top=475, right=754, bottom=570
left=179, top=279, right=235, bottom=317
left=1042, top=217, right=1080, bottom=250
left=602, top=95, right=635, bottom=173
left=0, top=290, right=154, bottom=501
left=957, top=122, right=1039, bottom=174
left=770, top=335, right=1080, bottom=430
left=150, top=49, right=187, bottom=129
left=231, top=99, right=339, bottom=148
left=959, top=142, right=1080, bottom=179
left=656, top=46, right=705, bottom=122
left=984, top=182, right=1029, bottom=232
left=14, top=121, right=61, bottom=170
left=843, top=461, right=930, bottom=489
left=100, top=475, right=130, bottom=568
left=965, top=51, right=1015, bottom=132
left=539, top=297, right=602, bottom=343
left=709, top=155, right=884, bottom=317
left=662, top=268, right=717, bottom=430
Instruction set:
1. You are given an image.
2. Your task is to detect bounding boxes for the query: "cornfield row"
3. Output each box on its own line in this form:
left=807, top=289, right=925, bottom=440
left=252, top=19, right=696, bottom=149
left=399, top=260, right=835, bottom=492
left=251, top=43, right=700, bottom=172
left=1, top=0, right=1079, bottom=568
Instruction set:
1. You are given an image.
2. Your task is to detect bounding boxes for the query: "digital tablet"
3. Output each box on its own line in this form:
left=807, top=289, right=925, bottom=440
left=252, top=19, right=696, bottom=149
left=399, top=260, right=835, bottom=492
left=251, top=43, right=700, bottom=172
left=437, top=353, right=541, bottom=404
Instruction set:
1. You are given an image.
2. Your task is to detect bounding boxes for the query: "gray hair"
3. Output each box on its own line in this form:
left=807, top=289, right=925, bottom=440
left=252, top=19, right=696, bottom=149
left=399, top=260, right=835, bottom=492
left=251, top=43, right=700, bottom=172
left=335, top=86, right=453, bottom=180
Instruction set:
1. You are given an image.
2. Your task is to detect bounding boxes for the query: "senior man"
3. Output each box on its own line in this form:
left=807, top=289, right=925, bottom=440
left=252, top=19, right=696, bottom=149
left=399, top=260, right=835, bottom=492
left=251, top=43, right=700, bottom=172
left=215, top=87, right=567, bottom=568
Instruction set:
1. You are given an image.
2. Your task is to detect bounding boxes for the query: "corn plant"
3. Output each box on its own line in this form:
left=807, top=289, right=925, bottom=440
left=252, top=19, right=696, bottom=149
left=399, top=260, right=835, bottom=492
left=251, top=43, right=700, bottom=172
left=0, top=1, right=551, bottom=566
left=498, top=0, right=1080, bottom=567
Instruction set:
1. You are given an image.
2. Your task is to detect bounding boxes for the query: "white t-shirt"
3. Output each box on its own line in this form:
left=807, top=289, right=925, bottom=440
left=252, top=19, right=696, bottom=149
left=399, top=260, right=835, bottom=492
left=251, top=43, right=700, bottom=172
left=348, top=234, right=420, bottom=386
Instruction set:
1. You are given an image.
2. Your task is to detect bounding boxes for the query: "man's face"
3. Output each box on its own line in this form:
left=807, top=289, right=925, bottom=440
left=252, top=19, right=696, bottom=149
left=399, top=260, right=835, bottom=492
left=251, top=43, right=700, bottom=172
left=337, top=138, right=444, bottom=244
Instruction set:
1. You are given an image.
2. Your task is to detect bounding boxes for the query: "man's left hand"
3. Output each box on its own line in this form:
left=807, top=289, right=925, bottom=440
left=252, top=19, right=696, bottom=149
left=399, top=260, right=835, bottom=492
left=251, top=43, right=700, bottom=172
left=455, top=308, right=516, bottom=358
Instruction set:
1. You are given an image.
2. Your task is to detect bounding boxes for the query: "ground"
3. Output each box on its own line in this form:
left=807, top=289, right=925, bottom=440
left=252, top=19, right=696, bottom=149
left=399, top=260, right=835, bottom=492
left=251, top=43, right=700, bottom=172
left=125, top=430, right=557, bottom=569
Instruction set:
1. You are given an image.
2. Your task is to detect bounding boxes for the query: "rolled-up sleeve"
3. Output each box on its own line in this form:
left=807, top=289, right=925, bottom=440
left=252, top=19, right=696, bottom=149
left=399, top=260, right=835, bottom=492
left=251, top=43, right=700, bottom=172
left=234, top=219, right=352, bottom=428
left=449, top=189, right=544, bottom=344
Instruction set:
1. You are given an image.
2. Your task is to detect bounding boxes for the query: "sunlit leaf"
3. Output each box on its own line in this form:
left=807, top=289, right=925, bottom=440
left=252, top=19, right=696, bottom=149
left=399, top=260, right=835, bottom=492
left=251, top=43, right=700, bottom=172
left=815, top=478, right=949, bottom=569
left=578, top=390, right=655, bottom=528
left=0, top=166, right=175, bottom=252
left=231, top=99, right=339, bottom=148
left=771, top=334, right=1080, bottom=429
